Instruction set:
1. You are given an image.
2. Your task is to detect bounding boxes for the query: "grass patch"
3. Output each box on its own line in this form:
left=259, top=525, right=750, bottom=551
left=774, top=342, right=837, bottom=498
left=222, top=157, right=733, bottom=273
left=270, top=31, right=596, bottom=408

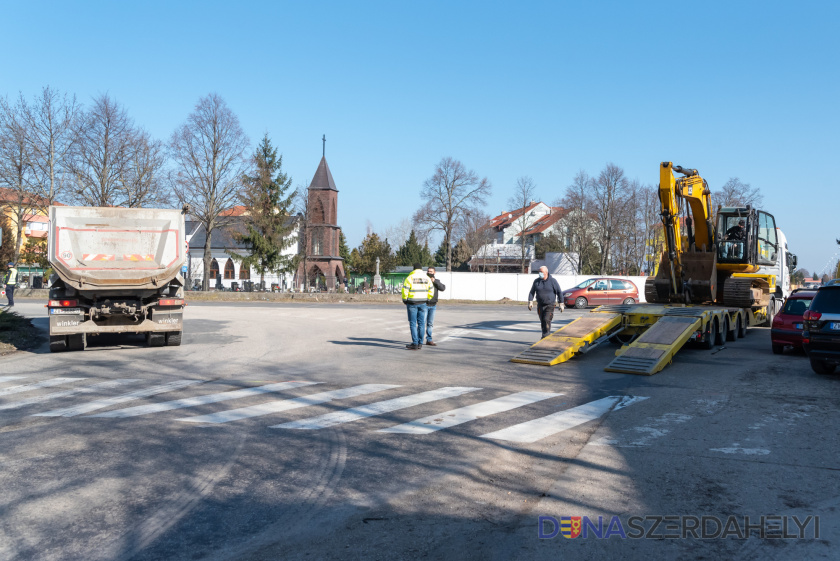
left=0, top=309, right=43, bottom=355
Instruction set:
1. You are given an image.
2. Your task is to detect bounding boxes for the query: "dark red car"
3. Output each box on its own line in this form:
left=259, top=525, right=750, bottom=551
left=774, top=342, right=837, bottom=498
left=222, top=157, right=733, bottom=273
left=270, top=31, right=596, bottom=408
left=562, top=278, right=639, bottom=309
left=770, top=289, right=816, bottom=354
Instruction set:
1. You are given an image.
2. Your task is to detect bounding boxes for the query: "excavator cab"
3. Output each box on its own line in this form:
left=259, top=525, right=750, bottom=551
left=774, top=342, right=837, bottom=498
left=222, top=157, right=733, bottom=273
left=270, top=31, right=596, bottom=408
left=716, top=207, right=778, bottom=268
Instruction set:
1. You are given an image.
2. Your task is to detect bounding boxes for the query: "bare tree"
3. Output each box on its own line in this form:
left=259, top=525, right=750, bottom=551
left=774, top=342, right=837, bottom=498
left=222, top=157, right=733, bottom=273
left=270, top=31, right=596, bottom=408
left=714, top=177, right=763, bottom=210
left=593, top=163, right=629, bottom=274
left=637, top=183, right=662, bottom=275
left=293, top=184, right=312, bottom=290
left=69, top=94, right=135, bottom=207
left=120, top=129, right=170, bottom=208
left=0, top=95, right=38, bottom=262
left=558, top=170, right=599, bottom=274
left=384, top=217, right=414, bottom=248
left=414, top=157, right=491, bottom=271
left=507, top=176, right=539, bottom=273
left=170, top=94, right=249, bottom=290
left=459, top=209, right=494, bottom=272
left=21, top=86, right=81, bottom=207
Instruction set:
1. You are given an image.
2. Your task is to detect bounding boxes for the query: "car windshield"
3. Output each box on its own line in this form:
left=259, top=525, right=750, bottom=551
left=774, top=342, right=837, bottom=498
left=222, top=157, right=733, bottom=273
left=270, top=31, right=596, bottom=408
left=575, top=279, right=596, bottom=289
left=811, top=289, right=840, bottom=313
left=782, top=298, right=811, bottom=315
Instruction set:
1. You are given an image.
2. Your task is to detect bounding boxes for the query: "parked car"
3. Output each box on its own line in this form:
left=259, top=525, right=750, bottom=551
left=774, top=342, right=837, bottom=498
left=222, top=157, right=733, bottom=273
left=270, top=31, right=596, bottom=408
left=770, top=289, right=816, bottom=354
left=562, top=278, right=639, bottom=309
left=802, top=285, right=840, bottom=374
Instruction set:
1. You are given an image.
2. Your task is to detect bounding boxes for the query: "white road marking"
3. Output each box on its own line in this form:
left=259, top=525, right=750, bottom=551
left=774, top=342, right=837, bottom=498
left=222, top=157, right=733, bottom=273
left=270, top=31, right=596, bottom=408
left=0, top=379, right=139, bottom=411
left=179, top=384, right=400, bottom=424
left=272, top=386, right=482, bottom=430
left=0, top=376, right=28, bottom=383
left=0, top=378, right=87, bottom=397
left=589, top=413, right=693, bottom=447
left=710, top=444, right=770, bottom=456
left=88, top=381, right=318, bottom=418
left=36, top=380, right=203, bottom=417
left=481, top=396, right=649, bottom=443
left=438, top=329, right=471, bottom=342
left=378, top=391, right=562, bottom=434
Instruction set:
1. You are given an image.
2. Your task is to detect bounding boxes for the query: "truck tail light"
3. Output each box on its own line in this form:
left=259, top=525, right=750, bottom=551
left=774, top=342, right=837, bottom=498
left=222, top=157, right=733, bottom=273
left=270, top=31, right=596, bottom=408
left=48, top=299, right=78, bottom=307
left=158, top=299, right=184, bottom=306
left=803, top=310, right=821, bottom=321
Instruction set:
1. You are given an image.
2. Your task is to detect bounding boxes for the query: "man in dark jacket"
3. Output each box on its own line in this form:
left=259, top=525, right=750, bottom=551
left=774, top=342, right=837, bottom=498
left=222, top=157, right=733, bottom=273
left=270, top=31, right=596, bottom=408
left=424, top=266, right=446, bottom=346
left=528, top=266, right=563, bottom=338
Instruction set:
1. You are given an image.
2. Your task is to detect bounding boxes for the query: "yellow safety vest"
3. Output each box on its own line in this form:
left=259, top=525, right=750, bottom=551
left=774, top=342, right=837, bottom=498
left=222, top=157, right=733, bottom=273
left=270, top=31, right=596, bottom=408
left=401, top=269, right=433, bottom=303
left=5, top=267, right=17, bottom=286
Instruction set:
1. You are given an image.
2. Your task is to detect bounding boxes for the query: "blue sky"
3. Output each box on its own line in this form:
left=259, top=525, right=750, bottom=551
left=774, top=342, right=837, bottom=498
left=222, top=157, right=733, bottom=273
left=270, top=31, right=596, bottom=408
left=2, top=1, right=838, bottom=273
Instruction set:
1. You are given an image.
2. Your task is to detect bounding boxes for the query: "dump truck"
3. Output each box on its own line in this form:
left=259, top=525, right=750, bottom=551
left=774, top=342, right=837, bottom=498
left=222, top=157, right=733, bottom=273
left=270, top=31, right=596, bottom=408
left=511, top=162, right=782, bottom=375
left=47, top=205, right=188, bottom=352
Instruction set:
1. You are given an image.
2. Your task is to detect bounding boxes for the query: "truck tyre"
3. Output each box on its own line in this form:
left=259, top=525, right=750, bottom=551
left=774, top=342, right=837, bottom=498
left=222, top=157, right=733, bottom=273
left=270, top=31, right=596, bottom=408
left=147, top=332, right=166, bottom=347
left=166, top=331, right=182, bottom=347
left=702, top=318, right=717, bottom=350
left=49, top=336, right=68, bottom=353
left=68, top=334, right=86, bottom=352
left=737, top=314, right=747, bottom=338
left=725, top=316, right=736, bottom=341
left=760, top=299, right=776, bottom=327
left=575, top=297, right=588, bottom=309
left=810, top=358, right=836, bottom=375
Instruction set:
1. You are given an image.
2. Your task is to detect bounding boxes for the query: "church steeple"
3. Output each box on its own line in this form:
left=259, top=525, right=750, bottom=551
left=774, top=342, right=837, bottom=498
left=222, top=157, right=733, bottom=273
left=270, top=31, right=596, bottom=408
left=309, top=156, right=338, bottom=191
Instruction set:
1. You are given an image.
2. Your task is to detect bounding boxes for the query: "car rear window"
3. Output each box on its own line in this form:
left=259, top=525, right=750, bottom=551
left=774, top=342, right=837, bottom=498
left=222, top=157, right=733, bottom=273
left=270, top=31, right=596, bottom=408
left=783, top=298, right=811, bottom=315
left=811, top=289, right=840, bottom=313
left=609, top=280, right=625, bottom=290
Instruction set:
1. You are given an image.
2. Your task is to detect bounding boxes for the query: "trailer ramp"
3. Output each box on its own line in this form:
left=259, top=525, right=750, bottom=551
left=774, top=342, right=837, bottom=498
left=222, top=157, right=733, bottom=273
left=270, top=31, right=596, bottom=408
left=510, top=313, right=622, bottom=366
left=604, top=315, right=701, bottom=375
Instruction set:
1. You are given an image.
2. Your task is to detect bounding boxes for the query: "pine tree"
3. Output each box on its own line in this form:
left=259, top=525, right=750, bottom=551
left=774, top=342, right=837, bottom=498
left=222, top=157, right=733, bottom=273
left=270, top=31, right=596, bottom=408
left=451, top=238, right=472, bottom=271
left=338, top=229, right=351, bottom=267
left=396, top=230, right=425, bottom=266
left=230, top=134, right=296, bottom=287
left=0, top=217, right=15, bottom=269
left=433, top=240, right=448, bottom=268
left=534, top=233, right=566, bottom=259
left=355, top=233, right=395, bottom=275
left=421, top=242, right=433, bottom=267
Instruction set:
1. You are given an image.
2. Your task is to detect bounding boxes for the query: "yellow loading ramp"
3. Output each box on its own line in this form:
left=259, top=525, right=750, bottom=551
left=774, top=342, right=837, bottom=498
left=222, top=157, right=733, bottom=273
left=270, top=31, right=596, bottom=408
left=510, top=313, right=623, bottom=366
left=604, top=315, right=701, bottom=375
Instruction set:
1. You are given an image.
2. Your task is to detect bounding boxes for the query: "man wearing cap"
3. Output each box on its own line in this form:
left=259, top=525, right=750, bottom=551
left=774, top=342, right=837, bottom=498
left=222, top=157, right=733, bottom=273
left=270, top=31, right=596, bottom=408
left=3, top=262, right=18, bottom=307
left=725, top=219, right=746, bottom=241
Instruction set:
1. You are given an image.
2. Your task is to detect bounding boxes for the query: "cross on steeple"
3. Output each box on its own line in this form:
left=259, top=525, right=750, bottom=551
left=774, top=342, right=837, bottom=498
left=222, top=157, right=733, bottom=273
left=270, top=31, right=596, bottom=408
left=322, top=134, right=326, bottom=158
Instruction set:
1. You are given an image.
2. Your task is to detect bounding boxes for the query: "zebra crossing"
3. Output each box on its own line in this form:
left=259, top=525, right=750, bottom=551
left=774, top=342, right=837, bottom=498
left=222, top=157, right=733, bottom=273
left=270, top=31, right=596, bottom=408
left=0, top=375, right=649, bottom=444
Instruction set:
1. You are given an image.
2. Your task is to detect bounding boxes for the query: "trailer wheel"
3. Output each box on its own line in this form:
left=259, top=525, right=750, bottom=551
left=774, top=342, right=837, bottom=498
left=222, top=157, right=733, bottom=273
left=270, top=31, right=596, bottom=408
left=49, top=336, right=68, bottom=353
left=737, top=314, right=747, bottom=338
left=166, top=331, right=182, bottom=347
left=714, top=317, right=726, bottom=346
left=725, top=316, right=736, bottom=342
left=702, top=318, right=718, bottom=350
left=68, top=334, right=86, bottom=352
left=147, top=332, right=166, bottom=347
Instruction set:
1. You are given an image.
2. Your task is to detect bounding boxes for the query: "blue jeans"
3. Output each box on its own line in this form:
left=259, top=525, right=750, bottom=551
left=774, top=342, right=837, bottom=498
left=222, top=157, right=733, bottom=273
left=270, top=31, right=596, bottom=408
left=406, top=302, right=428, bottom=345
left=425, top=305, right=437, bottom=343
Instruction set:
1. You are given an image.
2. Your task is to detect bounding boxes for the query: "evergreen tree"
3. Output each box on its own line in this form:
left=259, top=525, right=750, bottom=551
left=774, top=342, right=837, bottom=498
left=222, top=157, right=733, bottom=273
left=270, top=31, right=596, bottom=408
left=355, top=233, right=395, bottom=275
left=534, top=233, right=566, bottom=259
left=451, top=238, right=472, bottom=271
left=0, top=217, right=15, bottom=269
left=348, top=248, right=361, bottom=273
left=230, top=134, right=296, bottom=286
left=433, top=240, right=448, bottom=268
left=338, top=229, right=351, bottom=265
left=421, top=242, right=433, bottom=267
left=396, top=230, right=425, bottom=266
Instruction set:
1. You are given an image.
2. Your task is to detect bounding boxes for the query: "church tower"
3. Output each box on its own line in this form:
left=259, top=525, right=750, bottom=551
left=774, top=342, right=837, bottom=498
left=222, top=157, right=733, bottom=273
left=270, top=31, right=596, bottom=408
left=299, top=136, right=345, bottom=290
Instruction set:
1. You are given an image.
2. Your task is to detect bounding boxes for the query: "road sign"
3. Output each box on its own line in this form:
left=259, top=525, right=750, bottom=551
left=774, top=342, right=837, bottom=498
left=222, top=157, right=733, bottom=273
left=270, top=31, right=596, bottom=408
left=181, top=265, right=188, bottom=273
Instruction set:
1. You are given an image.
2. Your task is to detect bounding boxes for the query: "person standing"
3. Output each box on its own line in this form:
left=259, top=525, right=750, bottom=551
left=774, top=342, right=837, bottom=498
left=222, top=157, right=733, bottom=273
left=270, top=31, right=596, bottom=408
left=424, top=266, right=446, bottom=347
left=528, top=266, right=563, bottom=339
left=401, top=262, right=434, bottom=350
left=3, top=262, right=18, bottom=307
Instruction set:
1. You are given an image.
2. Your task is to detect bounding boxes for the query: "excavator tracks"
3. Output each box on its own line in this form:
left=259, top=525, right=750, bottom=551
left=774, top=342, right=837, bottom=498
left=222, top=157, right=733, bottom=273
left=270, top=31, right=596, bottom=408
left=722, top=277, right=758, bottom=308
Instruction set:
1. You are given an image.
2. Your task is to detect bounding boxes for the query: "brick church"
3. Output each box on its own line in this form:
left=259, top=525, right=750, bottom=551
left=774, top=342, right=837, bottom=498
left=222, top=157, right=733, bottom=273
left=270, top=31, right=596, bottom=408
left=298, top=149, right=345, bottom=291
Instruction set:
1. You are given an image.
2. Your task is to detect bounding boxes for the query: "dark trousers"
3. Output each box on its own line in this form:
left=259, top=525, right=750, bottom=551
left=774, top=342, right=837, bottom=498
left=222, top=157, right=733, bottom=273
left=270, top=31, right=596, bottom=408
left=5, top=284, right=14, bottom=306
left=537, top=303, right=554, bottom=338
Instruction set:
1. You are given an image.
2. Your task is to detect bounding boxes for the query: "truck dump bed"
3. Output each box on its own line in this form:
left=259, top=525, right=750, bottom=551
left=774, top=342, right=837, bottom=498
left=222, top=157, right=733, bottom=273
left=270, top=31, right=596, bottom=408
left=49, top=206, right=186, bottom=289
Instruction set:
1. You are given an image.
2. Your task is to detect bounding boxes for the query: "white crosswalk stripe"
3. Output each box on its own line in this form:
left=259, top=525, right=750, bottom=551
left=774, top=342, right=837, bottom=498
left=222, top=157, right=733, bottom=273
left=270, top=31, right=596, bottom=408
left=0, top=378, right=87, bottom=397
left=89, top=381, right=318, bottom=418
left=481, top=396, right=649, bottom=443
left=36, top=380, right=204, bottom=417
left=179, top=384, right=400, bottom=424
left=378, top=391, right=562, bottom=435
left=272, top=386, right=482, bottom=430
left=0, top=376, right=29, bottom=383
left=0, top=379, right=139, bottom=411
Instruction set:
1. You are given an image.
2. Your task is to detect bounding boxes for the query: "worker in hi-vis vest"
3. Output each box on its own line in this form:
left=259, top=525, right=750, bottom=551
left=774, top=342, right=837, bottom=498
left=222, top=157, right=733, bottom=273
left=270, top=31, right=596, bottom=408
left=3, top=262, right=18, bottom=307
left=401, top=262, right=434, bottom=350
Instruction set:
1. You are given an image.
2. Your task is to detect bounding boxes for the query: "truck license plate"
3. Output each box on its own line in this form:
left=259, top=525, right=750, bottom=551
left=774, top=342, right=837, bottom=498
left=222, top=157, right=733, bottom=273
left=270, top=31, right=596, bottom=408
left=830, top=322, right=840, bottom=330
left=50, top=308, right=82, bottom=315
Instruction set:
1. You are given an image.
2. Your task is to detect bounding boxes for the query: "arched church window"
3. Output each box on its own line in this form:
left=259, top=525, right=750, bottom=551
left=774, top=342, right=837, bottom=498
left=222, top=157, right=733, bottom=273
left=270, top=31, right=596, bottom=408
left=209, top=259, right=219, bottom=279
left=224, top=259, right=235, bottom=279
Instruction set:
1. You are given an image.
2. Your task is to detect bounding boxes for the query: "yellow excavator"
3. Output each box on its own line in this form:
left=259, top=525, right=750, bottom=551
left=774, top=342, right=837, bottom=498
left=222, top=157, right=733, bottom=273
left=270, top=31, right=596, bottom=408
left=645, top=162, right=779, bottom=311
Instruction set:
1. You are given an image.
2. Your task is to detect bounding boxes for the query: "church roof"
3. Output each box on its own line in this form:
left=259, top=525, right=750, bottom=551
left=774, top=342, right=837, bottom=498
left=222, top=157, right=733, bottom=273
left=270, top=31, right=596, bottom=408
left=309, top=156, right=338, bottom=191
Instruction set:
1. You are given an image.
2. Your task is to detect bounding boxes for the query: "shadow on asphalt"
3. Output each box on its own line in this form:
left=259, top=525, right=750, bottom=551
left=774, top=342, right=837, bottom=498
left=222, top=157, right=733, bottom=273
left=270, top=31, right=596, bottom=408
left=330, top=337, right=406, bottom=349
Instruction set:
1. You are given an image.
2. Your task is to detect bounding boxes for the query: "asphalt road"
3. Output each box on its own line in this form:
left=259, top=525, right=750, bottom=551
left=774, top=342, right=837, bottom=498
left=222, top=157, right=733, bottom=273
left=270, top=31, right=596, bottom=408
left=1, top=299, right=838, bottom=561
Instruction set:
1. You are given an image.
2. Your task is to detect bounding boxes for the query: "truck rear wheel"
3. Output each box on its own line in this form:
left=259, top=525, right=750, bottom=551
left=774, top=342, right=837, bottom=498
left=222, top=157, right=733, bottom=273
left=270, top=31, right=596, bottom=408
left=49, top=336, right=68, bottom=353
left=166, top=331, right=182, bottom=346
left=68, top=334, right=86, bottom=352
left=147, top=332, right=166, bottom=347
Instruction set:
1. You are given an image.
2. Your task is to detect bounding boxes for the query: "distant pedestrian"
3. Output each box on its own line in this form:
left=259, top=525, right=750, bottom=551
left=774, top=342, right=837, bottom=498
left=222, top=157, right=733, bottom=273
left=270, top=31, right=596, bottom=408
left=528, top=266, right=563, bottom=339
left=424, top=267, right=446, bottom=347
left=401, top=262, right=434, bottom=350
left=3, top=262, right=18, bottom=307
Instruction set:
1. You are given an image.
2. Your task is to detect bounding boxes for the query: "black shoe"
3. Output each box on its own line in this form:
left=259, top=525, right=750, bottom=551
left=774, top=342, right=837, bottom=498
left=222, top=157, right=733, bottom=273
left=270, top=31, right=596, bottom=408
left=406, top=344, right=421, bottom=350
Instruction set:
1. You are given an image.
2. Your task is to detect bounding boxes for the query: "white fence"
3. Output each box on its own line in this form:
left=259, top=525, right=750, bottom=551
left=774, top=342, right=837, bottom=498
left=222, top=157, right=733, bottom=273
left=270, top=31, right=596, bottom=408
left=431, top=272, right=650, bottom=303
